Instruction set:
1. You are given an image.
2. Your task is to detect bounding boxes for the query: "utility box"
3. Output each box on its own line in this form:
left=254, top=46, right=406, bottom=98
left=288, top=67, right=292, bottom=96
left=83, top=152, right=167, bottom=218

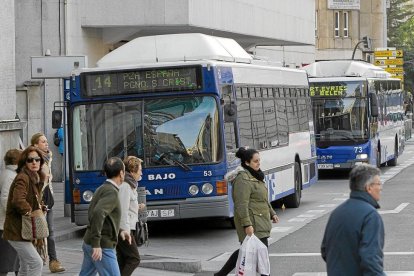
left=31, top=56, right=88, bottom=79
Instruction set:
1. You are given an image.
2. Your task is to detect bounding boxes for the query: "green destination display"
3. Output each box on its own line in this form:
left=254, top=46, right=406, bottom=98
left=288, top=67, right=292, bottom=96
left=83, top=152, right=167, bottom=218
left=82, top=66, right=202, bottom=97
left=310, top=85, right=347, bottom=97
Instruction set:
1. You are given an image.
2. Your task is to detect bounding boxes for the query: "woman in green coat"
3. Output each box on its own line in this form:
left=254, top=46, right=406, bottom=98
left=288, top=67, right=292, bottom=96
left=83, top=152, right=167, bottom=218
left=214, top=147, right=279, bottom=276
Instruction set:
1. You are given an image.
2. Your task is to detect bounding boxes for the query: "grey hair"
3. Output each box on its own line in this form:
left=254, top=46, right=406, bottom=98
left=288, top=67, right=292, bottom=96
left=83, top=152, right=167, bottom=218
left=349, top=164, right=381, bottom=191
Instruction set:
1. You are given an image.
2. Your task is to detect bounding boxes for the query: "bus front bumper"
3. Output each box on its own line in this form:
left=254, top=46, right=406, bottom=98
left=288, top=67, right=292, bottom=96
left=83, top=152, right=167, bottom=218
left=317, top=160, right=369, bottom=170
left=73, top=195, right=230, bottom=225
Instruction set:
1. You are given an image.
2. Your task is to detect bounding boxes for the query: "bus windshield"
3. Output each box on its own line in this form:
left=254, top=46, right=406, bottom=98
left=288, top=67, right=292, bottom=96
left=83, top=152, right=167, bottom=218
left=310, top=81, right=368, bottom=143
left=72, top=96, right=220, bottom=171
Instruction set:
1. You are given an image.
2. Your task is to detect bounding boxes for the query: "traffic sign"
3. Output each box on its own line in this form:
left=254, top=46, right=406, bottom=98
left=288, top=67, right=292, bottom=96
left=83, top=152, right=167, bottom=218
left=384, top=67, right=404, bottom=74
left=392, top=75, right=404, bottom=80
left=374, top=58, right=404, bottom=66
left=374, top=50, right=403, bottom=57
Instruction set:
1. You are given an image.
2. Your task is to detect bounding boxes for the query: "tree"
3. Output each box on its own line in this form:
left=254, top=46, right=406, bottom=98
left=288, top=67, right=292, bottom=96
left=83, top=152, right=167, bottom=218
left=387, top=0, right=414, bottom=92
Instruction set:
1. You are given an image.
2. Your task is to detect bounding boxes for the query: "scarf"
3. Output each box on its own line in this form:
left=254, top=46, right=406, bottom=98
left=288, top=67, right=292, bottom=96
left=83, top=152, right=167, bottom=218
left=37, top=148, right=51, bottom=165
left=124, top=171, right=138, bottom=189
left=241, top=163, right=265, bottom=182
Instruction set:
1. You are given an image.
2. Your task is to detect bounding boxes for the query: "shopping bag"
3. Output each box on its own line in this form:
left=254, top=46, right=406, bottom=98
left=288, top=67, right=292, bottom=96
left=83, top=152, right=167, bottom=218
left=235, top=234, right=258, bottom=276
left=255, top=236, right=270, bottom=275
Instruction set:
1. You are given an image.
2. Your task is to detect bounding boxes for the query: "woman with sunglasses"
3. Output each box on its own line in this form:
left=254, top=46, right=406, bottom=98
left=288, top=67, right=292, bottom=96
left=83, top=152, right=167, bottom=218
left=116, top=156, right=145, bottom=276
left=31, top=133, right=65, bottom=273
left=3, top=146, right=46, bottom=276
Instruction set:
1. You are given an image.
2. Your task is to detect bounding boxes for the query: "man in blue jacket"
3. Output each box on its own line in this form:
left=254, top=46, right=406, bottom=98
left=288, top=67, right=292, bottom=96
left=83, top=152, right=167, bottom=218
left=321, top=164, right=385, bottom=276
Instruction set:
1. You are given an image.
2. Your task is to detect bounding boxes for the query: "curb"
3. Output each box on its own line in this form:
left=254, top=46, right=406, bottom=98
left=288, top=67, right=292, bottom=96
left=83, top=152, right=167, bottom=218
left=140, top=258, right=202, bottom=273
left=55, top=226, right=86, bottom=242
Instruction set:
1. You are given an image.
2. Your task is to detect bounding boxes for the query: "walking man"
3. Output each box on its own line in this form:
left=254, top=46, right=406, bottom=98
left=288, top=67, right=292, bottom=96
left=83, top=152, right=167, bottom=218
left=80, top=157, right=131, bottom=276
left=321, top=164, right=385, bottom=275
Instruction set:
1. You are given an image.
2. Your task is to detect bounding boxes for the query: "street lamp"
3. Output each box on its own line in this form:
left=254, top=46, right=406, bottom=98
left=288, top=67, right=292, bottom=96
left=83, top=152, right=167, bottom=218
left=351, top=36, right=372, bottom=60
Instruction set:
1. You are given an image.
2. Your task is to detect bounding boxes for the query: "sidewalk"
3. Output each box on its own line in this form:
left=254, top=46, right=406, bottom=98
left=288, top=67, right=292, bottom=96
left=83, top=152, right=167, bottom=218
left=48, top=182, right=200, bottom=275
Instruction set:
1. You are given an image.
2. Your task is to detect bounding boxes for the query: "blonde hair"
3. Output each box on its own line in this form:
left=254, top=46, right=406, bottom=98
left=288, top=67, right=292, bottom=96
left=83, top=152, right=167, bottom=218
left=123, top=156, right=143, bottom=173
left=31, top=132, right=45, bottom=146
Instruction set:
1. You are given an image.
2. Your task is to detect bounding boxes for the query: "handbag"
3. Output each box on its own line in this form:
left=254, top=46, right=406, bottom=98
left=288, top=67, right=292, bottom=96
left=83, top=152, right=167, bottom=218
left=21, top=209, right=49, bottom=240
left=21, top=189, right=49, bottom=241
left=42, top=184, right=55, bottom=209
left=134, top=220, right=149, bottom=247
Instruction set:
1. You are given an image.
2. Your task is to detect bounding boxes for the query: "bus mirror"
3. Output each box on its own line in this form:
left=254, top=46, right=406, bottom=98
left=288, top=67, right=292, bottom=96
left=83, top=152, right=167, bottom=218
left=52, top=110, right=62, bottom=129
left=369, top=93, right=379, bottom=117
left=224, top=103, right=237, bottom=122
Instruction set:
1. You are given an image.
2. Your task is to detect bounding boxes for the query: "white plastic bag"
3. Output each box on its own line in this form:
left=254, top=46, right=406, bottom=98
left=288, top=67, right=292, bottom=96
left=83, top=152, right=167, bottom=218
left=235, top=234, right=271, bottom=276
left=235, top=235, right=258, bottom=276
left=256, top=237, right=270, bottom=275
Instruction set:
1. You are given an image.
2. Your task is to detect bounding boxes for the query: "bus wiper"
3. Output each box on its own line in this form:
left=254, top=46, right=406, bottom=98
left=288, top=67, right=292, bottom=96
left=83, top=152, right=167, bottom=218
left=158, top=153, right=192, bottom=171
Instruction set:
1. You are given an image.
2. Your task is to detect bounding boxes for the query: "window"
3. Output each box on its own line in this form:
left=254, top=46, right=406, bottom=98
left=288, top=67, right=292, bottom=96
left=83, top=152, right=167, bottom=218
left=275, top=99, right=288, bottom=144
left=334, top=11, right=340, bottom=37
left=343, top=12, right=349, bottom=37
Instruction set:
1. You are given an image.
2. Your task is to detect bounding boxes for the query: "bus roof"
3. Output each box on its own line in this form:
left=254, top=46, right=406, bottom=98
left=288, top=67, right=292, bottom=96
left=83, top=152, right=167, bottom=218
left=96, top=33, right=253, bottom=68
left=302, top=60, right=392, bottom=79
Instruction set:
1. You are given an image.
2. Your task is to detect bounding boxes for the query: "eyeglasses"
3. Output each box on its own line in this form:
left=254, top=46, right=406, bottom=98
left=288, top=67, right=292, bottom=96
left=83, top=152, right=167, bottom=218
left=371, top=182, right=382, bottom=186
left=26, top=157, right=41, bottom=163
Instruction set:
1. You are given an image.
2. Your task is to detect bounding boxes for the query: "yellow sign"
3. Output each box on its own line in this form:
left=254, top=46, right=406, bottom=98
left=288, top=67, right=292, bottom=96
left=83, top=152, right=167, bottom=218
left=374, top=58, right=404, bottom=66
left=374, top=50, right=403, bottom=58
left=392, top=75, right=404, bottom=80
left=384, top=67, right=404, bottom=74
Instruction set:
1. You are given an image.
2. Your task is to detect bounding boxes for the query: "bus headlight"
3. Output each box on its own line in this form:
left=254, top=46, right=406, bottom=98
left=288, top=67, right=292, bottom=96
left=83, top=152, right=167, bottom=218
left=356, top=154, right=368, bottom=160
left=83, top=190, right=94, bottom=202
left=202, top=183, right=213, bottom=195
left=189, top=185, right=199, bottom=196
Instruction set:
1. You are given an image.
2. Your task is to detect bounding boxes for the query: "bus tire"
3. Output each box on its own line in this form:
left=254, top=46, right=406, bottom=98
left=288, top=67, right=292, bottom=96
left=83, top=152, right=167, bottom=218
left=388, top=142, right=398, bottom=167
left=376, top=148, right=381, bottom=168
left=284, top=162, right=302, bottom=208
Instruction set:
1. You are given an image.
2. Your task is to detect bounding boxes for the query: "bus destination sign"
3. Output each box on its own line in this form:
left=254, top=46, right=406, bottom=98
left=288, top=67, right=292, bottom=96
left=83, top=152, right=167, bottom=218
left=310, top=85, right=347, bottom=97
left=82, top=66, right=202, bottom=97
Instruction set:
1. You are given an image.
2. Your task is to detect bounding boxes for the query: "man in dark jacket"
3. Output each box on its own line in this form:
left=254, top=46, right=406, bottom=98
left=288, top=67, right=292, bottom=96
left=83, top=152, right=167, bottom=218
left=321, top=164, right=385, bottom=276
left=79, top=157, right=131, bottom=276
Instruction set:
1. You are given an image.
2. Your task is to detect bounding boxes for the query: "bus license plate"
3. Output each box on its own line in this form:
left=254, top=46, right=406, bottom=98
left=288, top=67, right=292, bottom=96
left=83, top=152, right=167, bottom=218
left=318, top=163, right=333, bottom=169
left=147, top=207, right=178, bottom=218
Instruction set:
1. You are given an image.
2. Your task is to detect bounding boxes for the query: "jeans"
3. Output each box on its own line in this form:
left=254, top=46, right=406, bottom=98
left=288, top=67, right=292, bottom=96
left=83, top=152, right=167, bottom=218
left=46, top=208, right=57, bottom=261
left=116, top=232, right=140, bottom=276
left=80, top=243, right=120, bottom=276
left=8, top=241, right=42, bottom=276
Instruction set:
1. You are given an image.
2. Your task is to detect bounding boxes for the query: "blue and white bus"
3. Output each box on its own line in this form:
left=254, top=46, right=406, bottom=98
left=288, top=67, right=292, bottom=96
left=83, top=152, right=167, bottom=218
left=303, top=60, right=405, bottom=170
left=57, top=34, right=318, bottom=225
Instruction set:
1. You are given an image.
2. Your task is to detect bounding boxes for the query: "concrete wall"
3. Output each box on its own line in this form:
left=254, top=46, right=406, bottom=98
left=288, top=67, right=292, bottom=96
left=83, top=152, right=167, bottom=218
left=315, top=0, right=387, bottom=61
left=0, top=0, right=24, bottom=169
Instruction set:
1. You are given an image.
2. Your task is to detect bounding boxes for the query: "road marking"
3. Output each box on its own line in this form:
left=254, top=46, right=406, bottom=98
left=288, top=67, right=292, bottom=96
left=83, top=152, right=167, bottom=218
left=318, top=204, right=337, bottom=208
left=271, top=227, right=292, bottom=233
left=379, top=203, right=410, bottom=214
left=288, top=218, right=308, bottom=222
left=269, top=252, right=414, bottom=257
left=332, top=198, right=347, bottom=201
left=306, top=210, right=326, bottom=213
left=297, top=214, right=316, bottom=218
left=293, top=272, right=414, bottom=276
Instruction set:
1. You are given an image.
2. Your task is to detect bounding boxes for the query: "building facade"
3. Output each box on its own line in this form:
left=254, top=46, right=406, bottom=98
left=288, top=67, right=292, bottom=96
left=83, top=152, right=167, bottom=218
left=315, top=0, right=387, bottom=61
left=3, top=0, right=315, bottom=180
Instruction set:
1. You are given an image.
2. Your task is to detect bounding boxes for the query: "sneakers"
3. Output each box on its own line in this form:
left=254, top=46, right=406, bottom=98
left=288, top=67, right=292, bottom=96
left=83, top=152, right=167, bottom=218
left=49, top=259, right=65, bottom=273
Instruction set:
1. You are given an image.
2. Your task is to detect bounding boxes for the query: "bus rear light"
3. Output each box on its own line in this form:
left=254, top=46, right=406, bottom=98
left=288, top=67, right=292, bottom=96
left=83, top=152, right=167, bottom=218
left=73, top=188, right=81, bottom=204
left=216, top=180, right=227, bottom=195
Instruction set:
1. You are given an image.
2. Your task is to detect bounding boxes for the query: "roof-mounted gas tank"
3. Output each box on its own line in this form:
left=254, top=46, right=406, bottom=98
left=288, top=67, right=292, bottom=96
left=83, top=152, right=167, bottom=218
left=97, top=33, right=253, bottom=67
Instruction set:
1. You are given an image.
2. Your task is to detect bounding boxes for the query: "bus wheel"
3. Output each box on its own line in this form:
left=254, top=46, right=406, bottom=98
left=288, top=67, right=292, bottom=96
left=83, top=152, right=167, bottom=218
left=284, top=162, right=302, bottom=208
left=388, top=142, right=398, bottom=167
left=376, top=148, right=381, bottom=168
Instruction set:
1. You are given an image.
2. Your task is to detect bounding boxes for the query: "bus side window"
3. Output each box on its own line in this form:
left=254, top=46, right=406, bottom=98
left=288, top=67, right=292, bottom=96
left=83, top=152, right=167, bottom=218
left=275, top=99, right=288, bottom=145
left=222, top=85, right=238, bottom=150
